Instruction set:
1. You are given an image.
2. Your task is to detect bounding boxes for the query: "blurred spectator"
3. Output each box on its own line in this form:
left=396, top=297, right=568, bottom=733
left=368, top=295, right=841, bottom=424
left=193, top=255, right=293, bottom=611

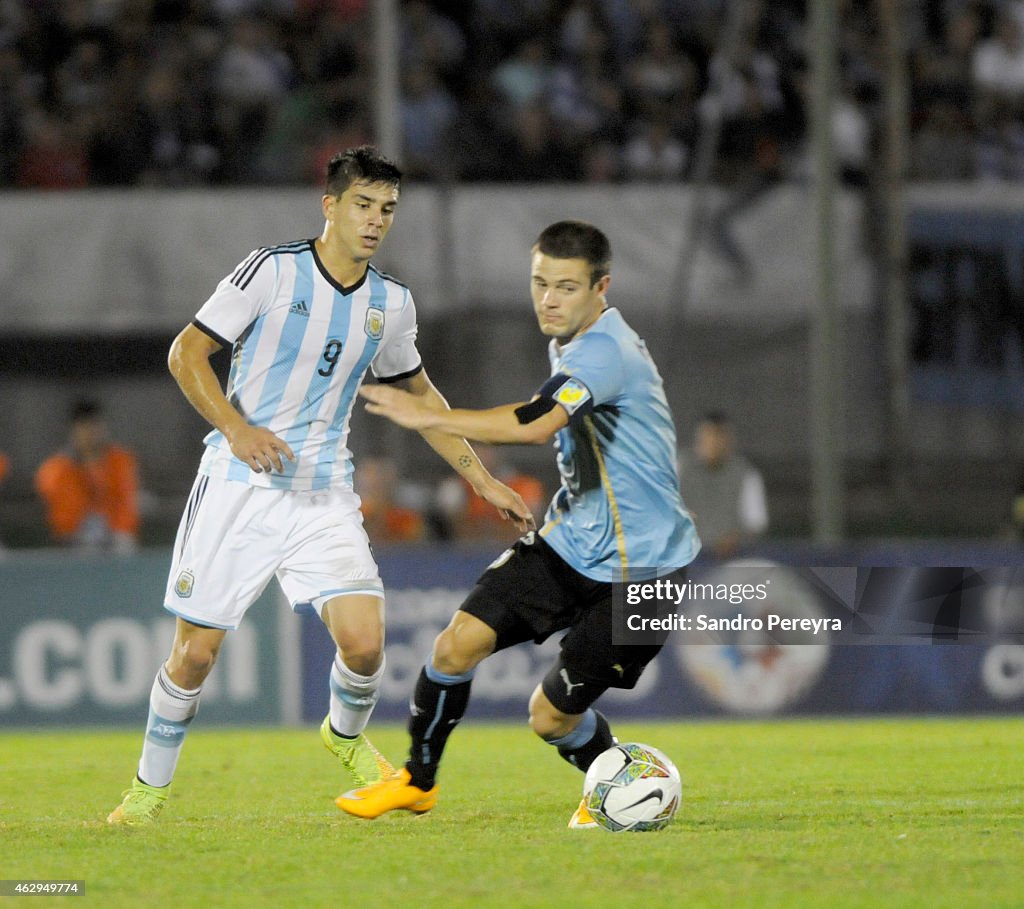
left=87, top=76, right=147, bottom=184
left=697, top=30, right=794, bottom=276
left=678, top=411, right=768, bottom=562
left=909, top=245, right=959, bottom=365
left=217, top=17, right=292, bottom=110
left=549, top=21, right=626, bottom=152
left=35, top=399, right=140, bottom=554
left=55, top=36, right=108, bottom=114
left=832, top=82, right=872, bottom=187
left=976, top=99, right=1024, bottom=181
left=836, top=0, right=884, bottom=95
left=216, top=16, right=293, bottom=181
left=15, top=106, right=90, bottom=188
left=972, top=10, right=1024, bottom=119
left=450, top=79, right=509, bottom=180
left=2, top=0, right=1019, bottom=188
left=911, top=97, right=976, bottom=181
left=356, top=455, right=426, bottom=544
left=469, top=0, right=555, bottom=64
left=558, top=0, right=606, bottom=60
left=623, top=115, right=689, bottom=181
left=134, top=65, right=220, bottom=185
left=499, top=103, right=579, bottom=181
left=400, top=63, right=458, bottom=180
left=309, top=7, right=371, bottom=126
left=598, top=0, right=663, bottom=67
left=0, top=43, right=36, bottom=184
left=257, top=86, right=329, bottom=184
left=492, top=37, right=552, bottom=110
left=583, top=139, right=622, bottom=182
left=401, top=0, right=466, bottom=78
left=625, top=21, right=698, bottom=122
left=906, top=245, right=1020, bottom=370
left=270, top=7, right=371, bottom=187
left=303, top=115, right=372, bottom=185
left=912, top=5, right=981, bottom=111
left=435, top=447, right=545, bottom=544
left=703, top=38, right=786, bottom=181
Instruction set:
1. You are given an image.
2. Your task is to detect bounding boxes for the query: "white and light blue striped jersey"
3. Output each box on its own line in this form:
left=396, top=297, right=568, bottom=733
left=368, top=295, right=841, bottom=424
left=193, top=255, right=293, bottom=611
left=192, top=239, right=422, bottom=491
left=538, top=308, right=701, bottom=581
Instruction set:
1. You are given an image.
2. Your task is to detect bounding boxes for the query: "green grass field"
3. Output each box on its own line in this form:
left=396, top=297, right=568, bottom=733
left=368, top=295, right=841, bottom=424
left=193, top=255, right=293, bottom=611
left=2, top=718, right=1022, bottom=908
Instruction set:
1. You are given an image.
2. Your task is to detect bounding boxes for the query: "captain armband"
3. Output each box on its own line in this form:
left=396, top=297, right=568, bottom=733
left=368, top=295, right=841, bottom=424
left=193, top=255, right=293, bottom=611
left=514, top=396, right=558, bottom=424
left=514, top=373, right=594, bottom=425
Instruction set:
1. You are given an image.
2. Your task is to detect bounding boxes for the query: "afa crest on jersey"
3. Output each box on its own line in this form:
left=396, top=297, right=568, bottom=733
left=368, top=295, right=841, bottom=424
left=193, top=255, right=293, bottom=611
left=174, top=570, right=195, bottom=598
left=364, top=308, right=385, bottom=340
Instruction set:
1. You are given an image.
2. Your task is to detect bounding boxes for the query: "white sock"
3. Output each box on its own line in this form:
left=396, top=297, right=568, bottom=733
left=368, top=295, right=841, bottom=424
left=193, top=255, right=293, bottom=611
left=329, top=653, right=384, bottom=738
left=137, top=665, right=202, bottom=788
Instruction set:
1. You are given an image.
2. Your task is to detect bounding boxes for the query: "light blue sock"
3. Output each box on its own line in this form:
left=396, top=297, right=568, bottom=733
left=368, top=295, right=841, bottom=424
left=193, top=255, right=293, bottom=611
left=425, top=661, right=475, bottom=685
left=329, top=654, right=384, bottom=738
left=137, top=666, right=201, bottom=788
left=546, top=708, right=597, bottom=750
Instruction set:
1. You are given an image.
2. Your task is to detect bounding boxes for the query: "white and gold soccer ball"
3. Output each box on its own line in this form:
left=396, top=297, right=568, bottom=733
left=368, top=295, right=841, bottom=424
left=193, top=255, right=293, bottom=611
left=582, top=742, right=682, bottom=832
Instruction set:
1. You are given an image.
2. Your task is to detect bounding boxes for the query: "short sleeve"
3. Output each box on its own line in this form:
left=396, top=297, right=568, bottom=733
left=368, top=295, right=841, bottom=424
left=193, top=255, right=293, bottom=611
left=193, top=249, right=278, bottom=346
left=556, top=332, right=627, bottom=409
left=371, top=289, right=422, bottom=382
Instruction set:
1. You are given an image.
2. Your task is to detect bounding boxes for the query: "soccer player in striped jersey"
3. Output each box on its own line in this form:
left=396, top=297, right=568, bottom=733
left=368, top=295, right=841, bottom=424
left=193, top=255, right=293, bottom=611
left=337, top=220, right=700, bottom=827
left=108, top=147, right=534, bottom=825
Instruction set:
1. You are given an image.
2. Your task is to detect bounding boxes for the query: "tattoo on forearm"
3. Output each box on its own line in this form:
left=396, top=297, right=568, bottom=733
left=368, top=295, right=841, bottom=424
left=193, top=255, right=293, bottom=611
left=458, top=455, right=473, bottom=469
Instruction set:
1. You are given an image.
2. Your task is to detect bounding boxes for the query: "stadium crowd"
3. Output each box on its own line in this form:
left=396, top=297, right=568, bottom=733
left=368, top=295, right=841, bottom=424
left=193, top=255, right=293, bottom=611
left=4, top=0, right=1024, bottom=188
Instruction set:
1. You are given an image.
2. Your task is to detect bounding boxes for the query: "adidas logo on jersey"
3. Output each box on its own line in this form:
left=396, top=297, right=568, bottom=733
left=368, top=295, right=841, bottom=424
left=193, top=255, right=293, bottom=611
left=289, top=300, right=310, bottom=316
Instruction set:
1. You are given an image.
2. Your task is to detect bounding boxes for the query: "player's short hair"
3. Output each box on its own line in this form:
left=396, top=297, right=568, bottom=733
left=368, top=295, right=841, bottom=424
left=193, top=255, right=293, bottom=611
left=70, top=398, right=102, bottom=423
left=534, top=220, right=612, bottom=287
left=325, top=146, right=402, bottom=197
left=700, top=410, right=730, bottom=427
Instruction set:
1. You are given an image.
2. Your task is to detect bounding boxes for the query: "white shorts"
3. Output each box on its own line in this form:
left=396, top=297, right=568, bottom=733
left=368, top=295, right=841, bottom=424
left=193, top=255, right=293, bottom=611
left=164, top=475, right=383, bottom=630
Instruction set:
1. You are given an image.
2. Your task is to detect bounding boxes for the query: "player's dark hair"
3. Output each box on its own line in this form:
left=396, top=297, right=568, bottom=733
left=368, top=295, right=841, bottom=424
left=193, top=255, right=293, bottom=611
left=325, top=146, right=402, bottom=196
left=701, top=410, right=729, bottom=426
left=70, top=398, right=102, bottom=422
left=534, top=221, right=611, bottom=287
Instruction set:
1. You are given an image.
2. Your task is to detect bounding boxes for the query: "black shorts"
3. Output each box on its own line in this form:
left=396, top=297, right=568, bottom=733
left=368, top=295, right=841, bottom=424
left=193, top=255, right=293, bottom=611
left=460, top=534, right=667, bottom=714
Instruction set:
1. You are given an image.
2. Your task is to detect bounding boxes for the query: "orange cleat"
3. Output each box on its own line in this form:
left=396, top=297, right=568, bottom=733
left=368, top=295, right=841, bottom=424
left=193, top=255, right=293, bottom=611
left=335, top=768, right=439, bottom=819
left=568, top=798, right=600, bottom=829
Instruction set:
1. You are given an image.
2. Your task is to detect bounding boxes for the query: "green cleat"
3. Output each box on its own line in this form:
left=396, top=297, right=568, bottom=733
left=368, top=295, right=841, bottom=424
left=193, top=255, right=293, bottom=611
left=320, top=717, right=396, bottom=788
left=107, top=778, right=169, bottom=826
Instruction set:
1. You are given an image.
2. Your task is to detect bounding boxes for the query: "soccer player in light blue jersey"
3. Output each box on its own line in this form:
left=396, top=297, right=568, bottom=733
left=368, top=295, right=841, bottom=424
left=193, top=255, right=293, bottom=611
left=108, top=147, right=533, bottom=825
left=338, top=220, right=700, bottom=827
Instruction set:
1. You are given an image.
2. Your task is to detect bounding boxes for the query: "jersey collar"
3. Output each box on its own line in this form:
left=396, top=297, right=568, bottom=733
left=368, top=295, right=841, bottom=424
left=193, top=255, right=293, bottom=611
left=310, top=239, right=370, bottom=296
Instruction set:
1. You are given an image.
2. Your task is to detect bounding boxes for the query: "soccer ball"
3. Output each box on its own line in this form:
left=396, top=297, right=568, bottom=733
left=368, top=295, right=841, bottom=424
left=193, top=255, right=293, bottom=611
left=582, top=742, right=681, bottom=832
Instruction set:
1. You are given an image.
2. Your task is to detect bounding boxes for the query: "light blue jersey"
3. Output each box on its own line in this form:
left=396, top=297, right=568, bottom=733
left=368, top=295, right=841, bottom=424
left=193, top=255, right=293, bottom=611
left=193, top=241, right=422, bottom=491
left=539, top=308, right=700, bottom=581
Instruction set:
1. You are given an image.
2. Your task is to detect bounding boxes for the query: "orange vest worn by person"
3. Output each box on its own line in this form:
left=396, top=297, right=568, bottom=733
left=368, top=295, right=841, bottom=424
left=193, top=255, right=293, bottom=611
left=35, top=446, right=139, bottom=542
left=360, top=501, right=424, bottom=544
